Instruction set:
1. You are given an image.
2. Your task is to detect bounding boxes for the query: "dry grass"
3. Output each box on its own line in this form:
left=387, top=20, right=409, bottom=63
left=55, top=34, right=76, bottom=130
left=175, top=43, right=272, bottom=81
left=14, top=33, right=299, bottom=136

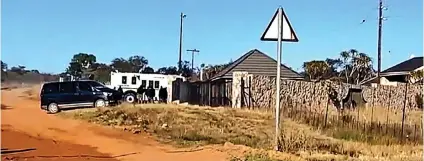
left=326, top=105, right=422, bottom=125
left=61, top=104, right=423, bottom=161
left=286, top=107, right=423, bottom=145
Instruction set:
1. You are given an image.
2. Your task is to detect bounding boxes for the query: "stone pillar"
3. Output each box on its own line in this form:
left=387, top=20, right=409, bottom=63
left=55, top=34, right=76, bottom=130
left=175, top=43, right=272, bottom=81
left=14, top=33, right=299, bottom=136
left=232, top=72, right=248, bottom=108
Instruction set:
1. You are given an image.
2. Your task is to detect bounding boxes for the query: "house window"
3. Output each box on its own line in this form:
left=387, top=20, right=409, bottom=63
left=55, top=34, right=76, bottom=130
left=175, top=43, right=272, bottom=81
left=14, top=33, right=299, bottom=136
left=122, top=76, right=127, bottom=84
left=154, top=81, right=160, bottom=89
left=131, top=76, right=137, bottom=85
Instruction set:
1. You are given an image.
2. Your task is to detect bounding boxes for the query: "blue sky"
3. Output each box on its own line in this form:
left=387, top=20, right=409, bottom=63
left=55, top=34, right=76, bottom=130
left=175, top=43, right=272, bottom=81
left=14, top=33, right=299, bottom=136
left=1, top=0, right=423, bottom=74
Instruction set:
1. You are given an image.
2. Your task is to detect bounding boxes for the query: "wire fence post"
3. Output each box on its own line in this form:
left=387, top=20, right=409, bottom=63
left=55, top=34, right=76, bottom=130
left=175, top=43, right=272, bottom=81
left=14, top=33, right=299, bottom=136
left=401, top=83, right=409, bottom=142
left=324, top=96, right=329, bottom=128
left=413, top=124, right=417, bottom=142
left=371, top=87, right=374, bottom=125
left=386, top=87, right=392, bottom=124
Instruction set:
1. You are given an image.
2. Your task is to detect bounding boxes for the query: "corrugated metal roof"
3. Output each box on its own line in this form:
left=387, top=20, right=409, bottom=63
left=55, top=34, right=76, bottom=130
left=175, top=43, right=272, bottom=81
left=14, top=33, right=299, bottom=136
left=211, top=49, right=303, bottom=81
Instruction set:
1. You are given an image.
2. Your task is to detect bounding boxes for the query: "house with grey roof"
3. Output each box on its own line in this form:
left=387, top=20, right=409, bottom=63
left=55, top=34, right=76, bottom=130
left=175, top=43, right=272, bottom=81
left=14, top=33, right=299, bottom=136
left=361, top=56, right=423, bottom=86
left=210, top=49, right=303, bottom=81
left=189, top=49, right=303, bottom=107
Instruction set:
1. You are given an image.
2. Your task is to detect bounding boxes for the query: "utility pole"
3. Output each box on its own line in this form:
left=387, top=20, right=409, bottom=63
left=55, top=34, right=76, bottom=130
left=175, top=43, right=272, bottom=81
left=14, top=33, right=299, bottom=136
left=187, top=49, right=200, bottom=71
left=178, top=12, right=187, bottom=74
left=377, top=0, right=384, bottom=83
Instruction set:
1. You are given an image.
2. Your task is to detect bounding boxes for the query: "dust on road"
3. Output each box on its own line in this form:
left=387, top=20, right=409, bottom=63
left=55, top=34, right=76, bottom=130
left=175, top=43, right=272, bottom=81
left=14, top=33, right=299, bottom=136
left=1, top=86, right=229, bottom=161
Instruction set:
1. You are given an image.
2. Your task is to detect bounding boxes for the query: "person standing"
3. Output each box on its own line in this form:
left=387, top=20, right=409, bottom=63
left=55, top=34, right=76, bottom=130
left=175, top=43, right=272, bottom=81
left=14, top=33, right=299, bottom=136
left=151, top=86, right=156, bottom=103
left=117, top=86, right=124, bottom=100
left=163, top=87, right=168, bottom=103
left=146, top=86, right=154, bottom=103
left=137, top=84, right=145, bottom=104
left=159, top=87, right=165, bottom=103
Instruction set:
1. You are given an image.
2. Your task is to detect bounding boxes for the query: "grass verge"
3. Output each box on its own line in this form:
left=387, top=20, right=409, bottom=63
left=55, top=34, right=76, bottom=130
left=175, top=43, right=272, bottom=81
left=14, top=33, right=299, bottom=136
left=60, top=104, right=423, bottom=161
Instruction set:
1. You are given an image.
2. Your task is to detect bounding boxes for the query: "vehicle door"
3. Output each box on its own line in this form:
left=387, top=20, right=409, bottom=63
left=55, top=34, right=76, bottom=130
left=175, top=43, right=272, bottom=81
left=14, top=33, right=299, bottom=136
left=40, top=82, right=60, bottom=106
left=57, top=82, right=79, bottom=107
left=76, top=81, right=97, bottom=106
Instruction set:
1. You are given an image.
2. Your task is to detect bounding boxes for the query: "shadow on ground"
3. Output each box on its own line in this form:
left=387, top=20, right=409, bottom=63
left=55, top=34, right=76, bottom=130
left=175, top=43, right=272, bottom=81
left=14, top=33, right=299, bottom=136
left=1, top=148, right=36, bottom=155
left=1, top=104, right=11, bottom=110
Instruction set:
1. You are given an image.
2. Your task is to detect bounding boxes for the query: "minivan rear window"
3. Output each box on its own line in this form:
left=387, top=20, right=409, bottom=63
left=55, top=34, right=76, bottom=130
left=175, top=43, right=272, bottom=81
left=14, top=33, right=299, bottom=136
left=42, top=83, right=59, bottom=94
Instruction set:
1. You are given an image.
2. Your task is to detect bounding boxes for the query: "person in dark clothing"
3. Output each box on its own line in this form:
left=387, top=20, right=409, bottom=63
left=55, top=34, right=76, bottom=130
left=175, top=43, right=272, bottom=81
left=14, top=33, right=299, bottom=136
left=146, top=86, right=154, bottom=103
left=117, top=86, right=124, bottom=95
left=158, top=87, right=164, bottom=103
left=137, top=85, right=145, bottom=104
left=159, top=86, right=168, bottom=103
left=117, top=86, right=124, bottom=102
left=150, top=86, right=156, bottom=103
left=162, top=87, right=168, bottom=103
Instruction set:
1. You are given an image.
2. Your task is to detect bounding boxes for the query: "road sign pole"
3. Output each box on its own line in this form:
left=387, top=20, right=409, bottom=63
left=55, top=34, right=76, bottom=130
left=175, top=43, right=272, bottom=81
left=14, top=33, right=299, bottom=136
left=275, top=7, right=282, bottom=151
left=260, top=6, right=298, bottom=151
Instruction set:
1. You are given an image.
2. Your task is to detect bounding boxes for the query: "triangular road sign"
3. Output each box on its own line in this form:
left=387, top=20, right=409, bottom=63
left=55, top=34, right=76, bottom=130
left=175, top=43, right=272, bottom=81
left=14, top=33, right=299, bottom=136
left=260, top=9, right=299, bottom=42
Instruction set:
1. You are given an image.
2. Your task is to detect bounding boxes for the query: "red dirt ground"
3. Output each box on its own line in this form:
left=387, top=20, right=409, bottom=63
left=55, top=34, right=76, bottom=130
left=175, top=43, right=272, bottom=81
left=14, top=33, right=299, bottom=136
left=2, top=126, right=119, bottom=161
left=1, top=86, right=229, bottom=161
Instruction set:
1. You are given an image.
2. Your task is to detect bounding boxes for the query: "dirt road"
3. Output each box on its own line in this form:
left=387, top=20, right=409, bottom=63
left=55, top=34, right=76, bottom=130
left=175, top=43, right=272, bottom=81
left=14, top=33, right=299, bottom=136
left=1, top=87, right=229, bottom=161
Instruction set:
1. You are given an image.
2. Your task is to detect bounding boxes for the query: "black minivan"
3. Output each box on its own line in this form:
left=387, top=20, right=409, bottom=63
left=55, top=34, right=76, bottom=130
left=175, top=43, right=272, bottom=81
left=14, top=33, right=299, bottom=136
left=40, top=80, right=122, bottom=114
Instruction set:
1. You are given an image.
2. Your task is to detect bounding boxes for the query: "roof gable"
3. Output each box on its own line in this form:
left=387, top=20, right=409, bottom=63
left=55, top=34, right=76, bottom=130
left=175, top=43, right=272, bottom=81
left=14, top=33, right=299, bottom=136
left=211, top=49, right=302, bottom=80
left=383, top=57, right=423, bottom=73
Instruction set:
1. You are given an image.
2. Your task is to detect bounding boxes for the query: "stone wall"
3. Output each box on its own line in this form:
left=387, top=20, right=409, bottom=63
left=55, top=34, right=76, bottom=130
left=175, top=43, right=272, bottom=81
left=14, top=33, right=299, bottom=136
left=362, top=83, right=423, bottom=110
left=250, top=75, right=423, bottom=111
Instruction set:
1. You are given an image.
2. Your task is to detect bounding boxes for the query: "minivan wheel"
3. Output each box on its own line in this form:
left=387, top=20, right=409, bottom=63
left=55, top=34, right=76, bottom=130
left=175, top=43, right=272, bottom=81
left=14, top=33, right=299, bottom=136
left=94, top=99, right=106, bottom=108
left=124, top=94, right=136, bottom=103
left=47, top=103, right=60, bottom=114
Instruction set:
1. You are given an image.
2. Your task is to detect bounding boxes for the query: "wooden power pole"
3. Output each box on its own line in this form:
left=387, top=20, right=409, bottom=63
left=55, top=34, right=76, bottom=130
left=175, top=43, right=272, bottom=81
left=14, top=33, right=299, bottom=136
left=377, top=0, right=384, bottom=83
left=187, top=49, right=200, bottom=71
left=178, top=12, right=186, bottom=74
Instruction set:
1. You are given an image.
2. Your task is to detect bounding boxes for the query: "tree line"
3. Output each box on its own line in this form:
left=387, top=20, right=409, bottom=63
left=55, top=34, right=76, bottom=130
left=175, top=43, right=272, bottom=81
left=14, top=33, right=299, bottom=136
left=3, top=49, right=421, bottom=85
left=301, top=49, right=375, bottom=84
left=301, top=49, right=423, bottom=84
left=1, top=61, right=58, bottom=83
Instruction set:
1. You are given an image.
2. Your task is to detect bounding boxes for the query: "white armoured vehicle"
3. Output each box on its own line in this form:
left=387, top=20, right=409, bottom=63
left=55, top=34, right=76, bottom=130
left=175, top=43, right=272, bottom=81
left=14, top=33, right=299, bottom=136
left=107, top=72, right=185, bottom=103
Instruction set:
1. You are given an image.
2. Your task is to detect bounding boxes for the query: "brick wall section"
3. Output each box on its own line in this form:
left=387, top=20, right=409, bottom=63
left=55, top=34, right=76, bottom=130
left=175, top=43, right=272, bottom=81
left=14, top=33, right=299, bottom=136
left=250, top=75, right=423, bottom=111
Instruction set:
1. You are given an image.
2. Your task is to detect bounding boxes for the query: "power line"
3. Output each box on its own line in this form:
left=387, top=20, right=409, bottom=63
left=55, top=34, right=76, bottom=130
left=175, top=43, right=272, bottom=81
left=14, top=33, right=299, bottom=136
left=186, top=49, right=200, bottom=71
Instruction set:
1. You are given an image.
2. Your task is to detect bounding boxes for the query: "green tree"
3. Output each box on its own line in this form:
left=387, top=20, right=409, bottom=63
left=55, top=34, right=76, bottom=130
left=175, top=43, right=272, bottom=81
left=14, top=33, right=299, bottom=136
left=181, top=61, right=194, bottom=77
left=1, top=61, right=7, bottom=82
left=201, top=62, right=231, bottom=80
left=110, top=56, right=148, bottom=73
left=339, top=49, right=374, bottom=84
left=1, top=61, right=7, bottom=71
left=302, top=60, right=330, bottom=81
left=88, top=63, right=112, bottom=83
left=66, top=62, right=83, bottom=78
left=410, top=69, right=424, bottom=84
left=10, top=65, right=27, bottom=75
left=66, top=53, right=97, bottom=78
left=156, top=66, right=179, bottom=75
left=142, top=66, right=155, bottom=73
left=71, top=53, right=96, bottom=68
